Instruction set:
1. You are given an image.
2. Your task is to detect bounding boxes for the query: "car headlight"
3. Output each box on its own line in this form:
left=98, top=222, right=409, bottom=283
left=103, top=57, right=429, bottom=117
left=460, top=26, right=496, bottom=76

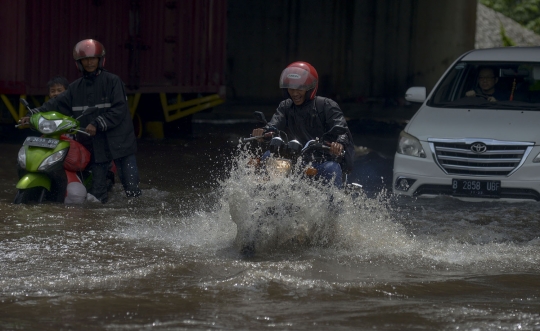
left=18, top=147, right=26, bottom=169
left=38, top=149, right=67, bottom=171
left=397, top=131, right=426, bottom=158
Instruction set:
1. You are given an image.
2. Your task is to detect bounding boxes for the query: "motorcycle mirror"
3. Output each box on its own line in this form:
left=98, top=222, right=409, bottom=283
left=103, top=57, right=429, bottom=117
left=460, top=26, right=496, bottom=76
left=253, top=111, right=268, bottom=124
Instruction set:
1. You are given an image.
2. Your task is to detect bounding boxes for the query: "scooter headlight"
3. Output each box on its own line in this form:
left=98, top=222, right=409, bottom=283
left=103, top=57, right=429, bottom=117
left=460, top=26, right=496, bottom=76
left=38, top=117, right=62, bottom=134
left=397, top=131, right=426, bottom=158
left=38, top=149, right=67, bottom=171
left=17, top=147, right=26, bottom=169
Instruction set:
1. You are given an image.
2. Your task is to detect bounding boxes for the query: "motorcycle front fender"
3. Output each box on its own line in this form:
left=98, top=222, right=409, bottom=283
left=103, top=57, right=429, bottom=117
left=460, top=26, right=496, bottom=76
left=16, top=173, right=51, bottom=191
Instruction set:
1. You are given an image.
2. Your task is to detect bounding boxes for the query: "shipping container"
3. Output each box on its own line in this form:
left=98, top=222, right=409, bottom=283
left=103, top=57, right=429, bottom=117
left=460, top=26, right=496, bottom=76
left=0, top=0, right=227, bottom=135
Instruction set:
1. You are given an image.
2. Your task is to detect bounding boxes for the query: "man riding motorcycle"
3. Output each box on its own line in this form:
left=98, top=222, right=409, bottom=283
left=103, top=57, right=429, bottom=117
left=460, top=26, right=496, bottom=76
left=251, top=61, right=355, bottom=187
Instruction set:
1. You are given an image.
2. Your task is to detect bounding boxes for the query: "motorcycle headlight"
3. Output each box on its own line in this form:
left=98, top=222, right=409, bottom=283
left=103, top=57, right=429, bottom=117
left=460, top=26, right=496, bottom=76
left=397, top=131, right=426, bottom=158
left=267, top=158, right=292, bottom=176
left=38, top=149, right=67, bottom=171
left=38, top=117, right=62, bottom=134
left=17, top=147, right=26, bottom=169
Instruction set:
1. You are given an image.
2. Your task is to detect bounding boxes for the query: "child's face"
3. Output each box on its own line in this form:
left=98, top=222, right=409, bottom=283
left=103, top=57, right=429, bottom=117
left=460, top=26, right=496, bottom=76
left=49, top=84, right=66, bottom=98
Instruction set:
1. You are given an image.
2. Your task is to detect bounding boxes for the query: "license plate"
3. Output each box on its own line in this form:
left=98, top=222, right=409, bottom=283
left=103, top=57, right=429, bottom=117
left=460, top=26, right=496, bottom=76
left=23, top=136, right=59, bottom=149
left=452, top=179, right=501, bottom=197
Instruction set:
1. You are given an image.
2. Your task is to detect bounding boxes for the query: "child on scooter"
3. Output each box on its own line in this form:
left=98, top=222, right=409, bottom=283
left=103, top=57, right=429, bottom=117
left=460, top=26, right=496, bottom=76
left=47, top=75, right=90, bottom=204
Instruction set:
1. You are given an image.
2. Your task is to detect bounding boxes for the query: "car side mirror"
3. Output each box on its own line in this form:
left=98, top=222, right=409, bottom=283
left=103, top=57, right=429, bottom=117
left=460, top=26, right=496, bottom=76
left=405, top=87, right=426, bottom=103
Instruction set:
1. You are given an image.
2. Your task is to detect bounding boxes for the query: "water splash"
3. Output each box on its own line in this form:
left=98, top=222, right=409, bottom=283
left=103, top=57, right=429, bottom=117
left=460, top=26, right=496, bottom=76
left=212, top=145, right=540, bottom=270
left=217, top=145, right=400, bottom=256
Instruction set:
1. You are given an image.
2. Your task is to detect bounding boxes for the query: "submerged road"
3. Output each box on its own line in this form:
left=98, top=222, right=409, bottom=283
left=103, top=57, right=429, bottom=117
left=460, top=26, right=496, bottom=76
left=1, top=104, right=540, bottom=330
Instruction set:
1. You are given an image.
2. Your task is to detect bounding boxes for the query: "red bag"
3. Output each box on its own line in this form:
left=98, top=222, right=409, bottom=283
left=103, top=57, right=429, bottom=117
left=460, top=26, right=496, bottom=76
left=60, top=135, right=91, bottom=172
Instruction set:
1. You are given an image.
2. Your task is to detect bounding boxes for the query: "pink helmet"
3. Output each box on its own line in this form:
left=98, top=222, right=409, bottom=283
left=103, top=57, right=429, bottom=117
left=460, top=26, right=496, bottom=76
left=279, top=61, right=319, bottom=100
left=72, top=39, right=106, bottom=72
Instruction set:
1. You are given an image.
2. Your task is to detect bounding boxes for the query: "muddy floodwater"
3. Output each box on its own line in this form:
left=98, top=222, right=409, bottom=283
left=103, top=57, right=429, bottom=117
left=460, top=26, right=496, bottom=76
left=1, top=118, right=540, bottom=330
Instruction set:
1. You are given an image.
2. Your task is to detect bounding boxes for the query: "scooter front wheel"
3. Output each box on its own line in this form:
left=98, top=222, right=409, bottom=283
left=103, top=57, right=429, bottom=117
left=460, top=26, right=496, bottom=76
left=13, top=187, right=46, bottom=204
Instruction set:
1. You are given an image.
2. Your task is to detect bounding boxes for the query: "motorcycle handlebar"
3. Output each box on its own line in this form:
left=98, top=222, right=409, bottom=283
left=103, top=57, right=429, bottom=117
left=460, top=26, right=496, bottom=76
left=241, top=136, right=261, bottom=143
left=242, top=135, right=345, bottom=156
left=241, top=132, right=274, bottom=143
left=303, top=142, right=346, bottom=157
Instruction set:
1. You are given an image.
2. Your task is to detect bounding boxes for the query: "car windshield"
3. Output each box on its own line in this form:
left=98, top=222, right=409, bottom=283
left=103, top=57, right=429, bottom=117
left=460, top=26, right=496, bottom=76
left=428, top=61, right=540, bottom=110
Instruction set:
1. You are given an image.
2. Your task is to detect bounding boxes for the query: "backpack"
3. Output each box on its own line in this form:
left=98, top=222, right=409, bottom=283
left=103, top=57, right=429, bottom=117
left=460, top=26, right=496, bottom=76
left=313, top=96, right=355, bottom=174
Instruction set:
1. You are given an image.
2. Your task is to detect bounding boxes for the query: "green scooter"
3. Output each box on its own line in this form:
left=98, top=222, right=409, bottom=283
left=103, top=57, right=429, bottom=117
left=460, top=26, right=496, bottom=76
left=14, top=99, right=94, bottom=204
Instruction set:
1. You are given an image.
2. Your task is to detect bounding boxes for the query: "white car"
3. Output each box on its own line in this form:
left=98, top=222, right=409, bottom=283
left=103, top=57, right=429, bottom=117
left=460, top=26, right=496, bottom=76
left=393, top=47, right=540, bottom=201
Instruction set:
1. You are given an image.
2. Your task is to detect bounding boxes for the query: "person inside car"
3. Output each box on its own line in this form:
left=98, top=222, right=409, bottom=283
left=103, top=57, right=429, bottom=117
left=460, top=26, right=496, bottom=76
left=465, top=66, right=510, bottom=102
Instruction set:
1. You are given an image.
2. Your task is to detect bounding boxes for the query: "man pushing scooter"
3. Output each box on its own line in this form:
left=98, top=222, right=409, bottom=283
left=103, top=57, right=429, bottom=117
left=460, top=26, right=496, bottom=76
left=20, top=39, right=141, bottom=204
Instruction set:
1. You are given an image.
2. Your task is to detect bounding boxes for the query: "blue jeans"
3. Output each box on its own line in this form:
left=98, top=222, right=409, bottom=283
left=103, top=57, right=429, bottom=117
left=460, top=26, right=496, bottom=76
left=261, top=150, right=343, bottom=188
left=309, top=160, right=343, bottom=188
left=90, top=154, right=141, bottom=202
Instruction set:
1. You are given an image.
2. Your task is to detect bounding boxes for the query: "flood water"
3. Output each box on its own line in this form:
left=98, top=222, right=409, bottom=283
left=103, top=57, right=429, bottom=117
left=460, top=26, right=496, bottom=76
left=1, top=118, right=540, bottom=330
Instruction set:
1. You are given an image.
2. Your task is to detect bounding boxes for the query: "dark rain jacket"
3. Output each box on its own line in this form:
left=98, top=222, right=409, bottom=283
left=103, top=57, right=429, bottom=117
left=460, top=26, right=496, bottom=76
left=266, top=96, right=355, bottom=172
left=34, top=70, right=137, bottom=163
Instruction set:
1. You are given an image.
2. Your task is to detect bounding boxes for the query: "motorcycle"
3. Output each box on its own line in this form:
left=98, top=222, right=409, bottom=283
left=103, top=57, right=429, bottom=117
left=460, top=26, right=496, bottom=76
left=13, top=99, right=114, bottom=204
left=241, top=111, right=360, bottom=188
left=229, top=111, right=361, bottom=256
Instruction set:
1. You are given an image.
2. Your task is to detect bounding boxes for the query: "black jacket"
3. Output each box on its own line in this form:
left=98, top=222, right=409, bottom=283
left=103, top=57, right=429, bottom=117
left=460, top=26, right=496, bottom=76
left=35, top=70, right=137, bottom=163
left=267, top=96, right=355, bottom=172
left=268, top=97, right=350, bottom=145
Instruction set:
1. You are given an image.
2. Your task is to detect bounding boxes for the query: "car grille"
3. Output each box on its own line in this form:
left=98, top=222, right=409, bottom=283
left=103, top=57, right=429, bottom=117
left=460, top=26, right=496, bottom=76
left=429, top=138, right=534, bottom=176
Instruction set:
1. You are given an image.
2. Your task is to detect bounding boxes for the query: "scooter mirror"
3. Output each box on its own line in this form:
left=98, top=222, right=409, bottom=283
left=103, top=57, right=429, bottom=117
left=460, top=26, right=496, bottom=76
left=254, top=111, right=267, bottom=124
left=77, top=106, right=98, bottom=119
left=20, top=98, right=30, bottom=109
